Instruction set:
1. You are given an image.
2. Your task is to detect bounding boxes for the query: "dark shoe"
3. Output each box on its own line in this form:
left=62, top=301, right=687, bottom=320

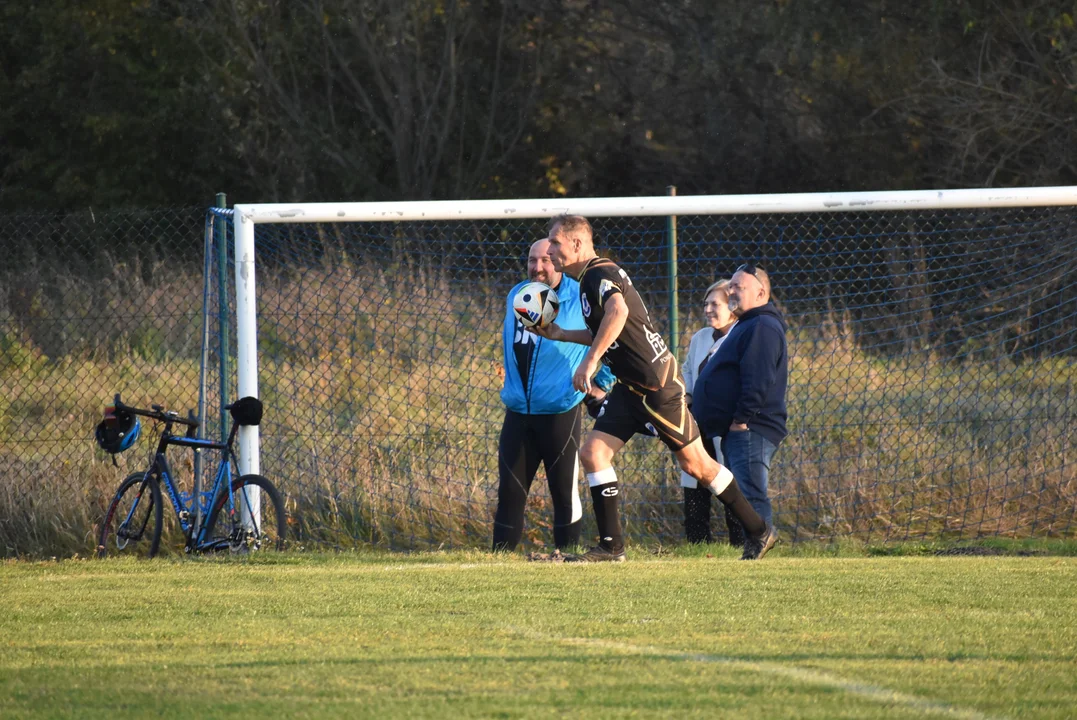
left=740, top=524, right=778, bottom=561
left=564, top=545, right=627, bottom=563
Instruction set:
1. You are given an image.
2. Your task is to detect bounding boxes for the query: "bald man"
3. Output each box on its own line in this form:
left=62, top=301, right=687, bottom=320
left=493, top=238, right=615, bottom=553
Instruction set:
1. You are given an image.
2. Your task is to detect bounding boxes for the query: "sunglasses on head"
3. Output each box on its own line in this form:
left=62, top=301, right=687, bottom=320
left=736, top=263, right=762, bottom=277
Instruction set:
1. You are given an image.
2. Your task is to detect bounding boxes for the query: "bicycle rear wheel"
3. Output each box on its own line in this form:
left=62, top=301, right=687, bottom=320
left=203, top=474, right=286, bottom=553
left=98, top=471, right=163, bottom=558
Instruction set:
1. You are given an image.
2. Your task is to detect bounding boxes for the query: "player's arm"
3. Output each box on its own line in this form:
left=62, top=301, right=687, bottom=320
left=573, top=294, right=629, bottom=393
left=530, top=323, right=592, bottom=345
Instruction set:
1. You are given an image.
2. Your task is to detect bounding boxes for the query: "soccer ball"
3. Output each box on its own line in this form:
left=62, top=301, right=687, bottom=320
left=513, top=281, right=559, bottom=329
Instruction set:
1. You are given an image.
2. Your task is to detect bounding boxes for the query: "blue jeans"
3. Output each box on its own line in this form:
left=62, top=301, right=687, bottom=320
left=719, top=430, right=777, bottom=526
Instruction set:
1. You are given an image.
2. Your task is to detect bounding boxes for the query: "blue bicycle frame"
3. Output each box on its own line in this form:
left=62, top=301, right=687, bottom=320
left=135, top=410, right=246, bottom=553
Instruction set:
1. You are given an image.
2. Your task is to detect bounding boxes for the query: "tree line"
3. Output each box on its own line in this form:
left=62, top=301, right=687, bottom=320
left=1, top=0, right=1074, bottom=211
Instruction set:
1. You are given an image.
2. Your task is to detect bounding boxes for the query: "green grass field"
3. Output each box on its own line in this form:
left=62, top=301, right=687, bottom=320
left=2, top=547, right=1075, bottom=718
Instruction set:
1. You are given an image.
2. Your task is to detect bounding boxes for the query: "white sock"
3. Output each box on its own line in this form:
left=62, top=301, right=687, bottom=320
left=707, top=465, right=734, bottom=497
left=586, top=467, right=618, bottom=487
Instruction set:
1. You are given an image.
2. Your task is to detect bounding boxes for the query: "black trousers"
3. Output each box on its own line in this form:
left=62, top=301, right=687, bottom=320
left=493, top=405, right=583, bottom=550
left=684, top=435, right=745, bottom=545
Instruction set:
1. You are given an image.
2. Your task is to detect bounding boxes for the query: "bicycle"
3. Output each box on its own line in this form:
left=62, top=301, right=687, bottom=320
left=96, top=394, right=286, bottom=558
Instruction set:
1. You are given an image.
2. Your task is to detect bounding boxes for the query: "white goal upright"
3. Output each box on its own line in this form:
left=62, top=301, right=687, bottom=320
left=228, top=186, right=1077, bottom=547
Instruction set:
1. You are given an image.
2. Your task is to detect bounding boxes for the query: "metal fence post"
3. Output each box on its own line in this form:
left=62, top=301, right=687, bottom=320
left=193, top=209, right=214, bottom=534
left=667, top=185, right=679, bottom=354
left=215, top=192, right=230, bottom=444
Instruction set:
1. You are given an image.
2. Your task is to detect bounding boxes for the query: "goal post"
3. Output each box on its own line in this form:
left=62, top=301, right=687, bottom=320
left=228, top=185, right=1077, bottom=547
left=233, top=209, right=260, bottom=476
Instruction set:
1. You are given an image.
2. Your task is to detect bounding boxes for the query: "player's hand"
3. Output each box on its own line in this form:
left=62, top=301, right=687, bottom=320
left=573, top=355, right=599, bottom=393
left=530, top=322, right=564, bottom=341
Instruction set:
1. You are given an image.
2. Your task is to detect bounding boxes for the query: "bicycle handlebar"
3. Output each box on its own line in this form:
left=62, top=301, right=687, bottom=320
left=112, top=393, right=199, bottom=429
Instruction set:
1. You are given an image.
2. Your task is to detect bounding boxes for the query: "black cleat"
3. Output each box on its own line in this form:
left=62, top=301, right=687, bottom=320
left=740, top=523, right=778, bottom=561
left=564, top=545, right=627, bottom=563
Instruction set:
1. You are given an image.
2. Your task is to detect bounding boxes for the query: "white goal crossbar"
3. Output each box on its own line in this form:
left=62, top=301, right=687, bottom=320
left=231, top=185, right=1077, bottom=479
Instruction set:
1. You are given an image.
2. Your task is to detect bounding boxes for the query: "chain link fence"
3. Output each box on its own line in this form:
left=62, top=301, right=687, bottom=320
left=0, top=208, right=225, bottom=557
left=3, top=205, right=1076, bottom=557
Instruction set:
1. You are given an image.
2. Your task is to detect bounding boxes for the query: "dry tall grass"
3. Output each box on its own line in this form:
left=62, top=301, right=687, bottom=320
left=2, top=253, right=1075, bottom=558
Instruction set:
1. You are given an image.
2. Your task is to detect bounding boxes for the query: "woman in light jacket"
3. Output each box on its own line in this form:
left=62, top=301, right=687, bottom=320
left=680, top=279, right=740, bottom=545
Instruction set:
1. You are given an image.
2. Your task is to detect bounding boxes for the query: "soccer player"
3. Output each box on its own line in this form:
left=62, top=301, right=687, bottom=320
left=493, top=238, right=615, bottom=552
left=533, top=215, right=774, bottom=561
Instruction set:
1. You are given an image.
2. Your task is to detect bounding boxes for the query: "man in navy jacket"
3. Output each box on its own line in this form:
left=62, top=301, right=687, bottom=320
left=695, top=263, right=787, bottom=550
left=494, top=238, right=614, bottom=551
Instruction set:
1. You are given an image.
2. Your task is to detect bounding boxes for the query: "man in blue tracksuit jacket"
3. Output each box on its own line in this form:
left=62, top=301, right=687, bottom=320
left=694, top=264, right=787, bottom=547
left=494, top=238, right=614, bottom=551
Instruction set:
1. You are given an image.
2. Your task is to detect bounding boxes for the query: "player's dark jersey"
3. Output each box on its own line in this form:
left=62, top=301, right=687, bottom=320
left=577, top=257, right=674, bottom=391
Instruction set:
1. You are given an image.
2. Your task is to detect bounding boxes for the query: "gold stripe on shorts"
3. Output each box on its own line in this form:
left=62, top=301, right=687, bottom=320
left=642, top=372, right=689, bottom=436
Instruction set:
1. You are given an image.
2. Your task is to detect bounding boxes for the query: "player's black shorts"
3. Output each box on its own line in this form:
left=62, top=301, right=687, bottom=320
left=593, top=377, right=700, bottom=452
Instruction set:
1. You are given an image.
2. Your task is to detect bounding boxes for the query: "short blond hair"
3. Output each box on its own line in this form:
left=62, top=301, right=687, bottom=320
left=703, top=279, right=730, bottom=301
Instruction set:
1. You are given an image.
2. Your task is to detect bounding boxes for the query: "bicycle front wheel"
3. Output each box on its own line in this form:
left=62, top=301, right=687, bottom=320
left=98, top=471, right=163, bottom=558
left=203, top=474, right=286, bottom=553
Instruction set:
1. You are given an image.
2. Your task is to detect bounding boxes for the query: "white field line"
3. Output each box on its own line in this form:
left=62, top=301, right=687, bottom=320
left=510, top=629, right=1008, bottom=720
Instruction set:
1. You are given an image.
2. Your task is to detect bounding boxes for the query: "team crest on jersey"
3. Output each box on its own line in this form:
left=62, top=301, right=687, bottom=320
left=645, top=327, right=668, bottom=362
left=581, top=293, right=591, bottom=317
left=598, top=278, right=617, bottom=305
